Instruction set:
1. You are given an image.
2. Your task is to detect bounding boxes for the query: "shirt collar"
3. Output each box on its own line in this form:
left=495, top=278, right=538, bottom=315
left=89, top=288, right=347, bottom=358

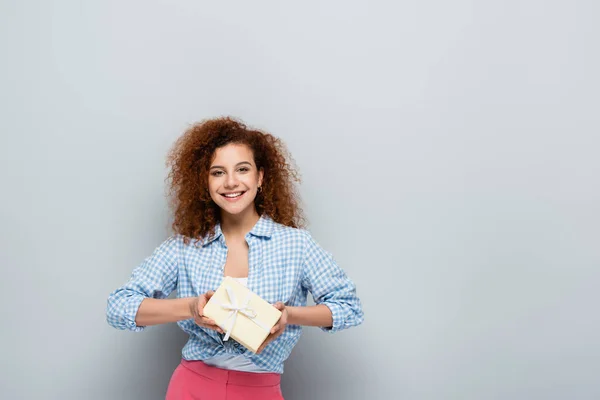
left=203, top=214, right=275, bottom=246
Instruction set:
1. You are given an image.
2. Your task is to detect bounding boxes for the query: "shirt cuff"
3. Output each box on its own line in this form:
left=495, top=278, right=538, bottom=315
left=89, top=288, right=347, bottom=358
left=319, top=302, right=345, bottom=333
left=122, top=295, right=146, bottom=332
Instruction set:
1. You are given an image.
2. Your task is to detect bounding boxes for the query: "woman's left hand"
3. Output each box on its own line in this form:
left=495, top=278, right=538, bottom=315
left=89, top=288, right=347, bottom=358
left=256, top=302, right=288, bottom=354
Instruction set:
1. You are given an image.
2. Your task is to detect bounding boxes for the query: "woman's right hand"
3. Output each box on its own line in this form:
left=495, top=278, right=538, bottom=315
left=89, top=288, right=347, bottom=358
left=189, top=291, right=224, bottom=334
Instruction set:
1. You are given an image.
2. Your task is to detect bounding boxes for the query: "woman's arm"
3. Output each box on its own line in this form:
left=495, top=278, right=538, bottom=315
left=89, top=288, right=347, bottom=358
left=134, top=293, right=223, bottom=333
left=106, top=237, right=180, bottom=331
left=134, top=297, right=194, bottom=326
left=286, top=304, right=333, bottom=328
left=258, top=234, right=363, bottom=353
left=299, top=231, right=364, bottom=333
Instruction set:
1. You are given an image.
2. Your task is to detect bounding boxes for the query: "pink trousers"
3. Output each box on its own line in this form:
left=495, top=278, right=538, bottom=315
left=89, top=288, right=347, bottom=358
left=165, top=359, right=284, bottom=400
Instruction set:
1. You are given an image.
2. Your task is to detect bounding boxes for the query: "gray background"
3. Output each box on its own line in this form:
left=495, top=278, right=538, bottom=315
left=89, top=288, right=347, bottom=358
left=1, top=1, right=599, bottom=399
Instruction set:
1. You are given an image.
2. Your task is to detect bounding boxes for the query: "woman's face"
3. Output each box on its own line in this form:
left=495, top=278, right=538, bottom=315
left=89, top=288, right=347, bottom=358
left=208, top=143, right=263, bottom=217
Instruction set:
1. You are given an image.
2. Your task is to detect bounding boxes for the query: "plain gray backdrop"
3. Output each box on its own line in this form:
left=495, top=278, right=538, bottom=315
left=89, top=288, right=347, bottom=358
left=1, top=1, right=599, bottom=399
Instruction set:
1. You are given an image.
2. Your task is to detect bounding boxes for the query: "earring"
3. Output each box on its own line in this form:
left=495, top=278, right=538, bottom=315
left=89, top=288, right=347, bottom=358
left=258, top=186, right=263, bottom=193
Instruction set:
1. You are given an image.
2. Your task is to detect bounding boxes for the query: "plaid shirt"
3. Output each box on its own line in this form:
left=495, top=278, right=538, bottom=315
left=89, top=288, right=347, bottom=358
left=106, top=214, right=364, bottom=373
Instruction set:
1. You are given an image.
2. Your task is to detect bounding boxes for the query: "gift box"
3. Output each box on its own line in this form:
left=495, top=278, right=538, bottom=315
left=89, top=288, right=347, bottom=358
left=202, top=276, right=282, bottom=353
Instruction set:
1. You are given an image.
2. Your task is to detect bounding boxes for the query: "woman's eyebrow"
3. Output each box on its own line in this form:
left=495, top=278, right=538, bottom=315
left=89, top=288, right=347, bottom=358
left=210, top=161, right=252, bottom=170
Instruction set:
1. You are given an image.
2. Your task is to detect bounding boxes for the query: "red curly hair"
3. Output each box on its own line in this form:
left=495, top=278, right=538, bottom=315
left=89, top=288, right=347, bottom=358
left=166, top=117, right=305, bottom=245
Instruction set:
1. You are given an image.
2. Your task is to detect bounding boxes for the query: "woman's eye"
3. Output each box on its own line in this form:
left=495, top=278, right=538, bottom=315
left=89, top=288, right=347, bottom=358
left=238, top=167, right=249, bottom=172
left=211, top=171, right=224, bottom=176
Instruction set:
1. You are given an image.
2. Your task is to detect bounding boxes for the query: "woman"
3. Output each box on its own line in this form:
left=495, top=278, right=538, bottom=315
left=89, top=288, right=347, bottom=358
left=106, top=117, right=364, bottom=399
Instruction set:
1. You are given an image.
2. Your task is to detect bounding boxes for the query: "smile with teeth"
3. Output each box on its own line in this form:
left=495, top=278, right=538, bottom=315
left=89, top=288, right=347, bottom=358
left=222, top=191, right=245, bottom=198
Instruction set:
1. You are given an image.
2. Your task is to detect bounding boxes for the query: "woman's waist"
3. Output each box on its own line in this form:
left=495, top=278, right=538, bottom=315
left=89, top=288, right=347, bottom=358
left=179, top=358, right=281, bottom=386
left=180, top=329, right=301, bottom=374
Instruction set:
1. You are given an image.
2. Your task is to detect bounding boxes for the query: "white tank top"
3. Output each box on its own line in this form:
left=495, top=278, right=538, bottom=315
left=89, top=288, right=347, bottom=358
left=201, top=277, right=271, bottom=373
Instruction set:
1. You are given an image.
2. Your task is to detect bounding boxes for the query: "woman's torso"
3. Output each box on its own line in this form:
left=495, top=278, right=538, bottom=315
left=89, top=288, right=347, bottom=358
left=173, top=216, right=307, bottom=373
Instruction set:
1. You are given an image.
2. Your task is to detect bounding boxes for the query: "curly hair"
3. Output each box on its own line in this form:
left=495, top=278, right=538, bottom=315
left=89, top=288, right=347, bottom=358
left=165, top=116, right=305, bottom=245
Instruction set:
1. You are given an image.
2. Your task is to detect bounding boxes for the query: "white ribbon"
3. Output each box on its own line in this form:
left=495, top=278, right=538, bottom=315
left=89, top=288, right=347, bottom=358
left=216, top=286, right=271, bottom=341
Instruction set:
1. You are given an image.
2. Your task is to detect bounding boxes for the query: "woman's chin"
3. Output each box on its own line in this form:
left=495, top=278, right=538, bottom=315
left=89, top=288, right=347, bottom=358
left=219, top=202, right=255, bottom=217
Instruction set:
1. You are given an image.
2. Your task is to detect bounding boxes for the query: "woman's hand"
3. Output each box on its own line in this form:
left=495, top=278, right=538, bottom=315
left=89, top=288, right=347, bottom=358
left=256, top=302, right=288, bottom=354
left=188, top=291, right=224, bottom=334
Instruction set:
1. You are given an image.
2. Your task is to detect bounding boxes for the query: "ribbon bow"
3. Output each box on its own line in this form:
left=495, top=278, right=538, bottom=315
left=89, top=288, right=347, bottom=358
left=217, top=286, right=270, bottom=341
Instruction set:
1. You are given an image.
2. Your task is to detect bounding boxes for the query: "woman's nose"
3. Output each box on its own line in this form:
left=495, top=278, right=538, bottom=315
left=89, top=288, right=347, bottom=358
left=224, top=173, right=239, bottom=188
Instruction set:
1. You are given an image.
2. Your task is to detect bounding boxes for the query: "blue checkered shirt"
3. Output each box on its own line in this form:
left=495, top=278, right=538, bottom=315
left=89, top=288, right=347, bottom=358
left=106, top=214, right=364, bottom=373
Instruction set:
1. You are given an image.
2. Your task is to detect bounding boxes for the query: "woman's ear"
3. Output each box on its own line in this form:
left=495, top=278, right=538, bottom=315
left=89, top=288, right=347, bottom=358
left=258, top=168, right=264, bottom=188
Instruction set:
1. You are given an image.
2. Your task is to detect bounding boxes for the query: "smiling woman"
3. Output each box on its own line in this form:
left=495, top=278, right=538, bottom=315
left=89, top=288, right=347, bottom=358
left=105, top=116, right=364, bottom=400
left=165, top=117, right=303, bottom=243
left=208, top=145, right=264, bottom=220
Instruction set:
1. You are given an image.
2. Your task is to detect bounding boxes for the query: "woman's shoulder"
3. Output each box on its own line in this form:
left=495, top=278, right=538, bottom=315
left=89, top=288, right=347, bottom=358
left=270, top=219, right=311, bottom=240
left=153, top=232, right=212, bottom=253
left=152, top=234, right=186, bottom=254
left=270, top=220, right=324, bottom=251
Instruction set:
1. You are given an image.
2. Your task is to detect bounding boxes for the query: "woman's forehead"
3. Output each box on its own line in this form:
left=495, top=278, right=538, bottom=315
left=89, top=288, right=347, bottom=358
left=211, top=143, right=255, bottom=165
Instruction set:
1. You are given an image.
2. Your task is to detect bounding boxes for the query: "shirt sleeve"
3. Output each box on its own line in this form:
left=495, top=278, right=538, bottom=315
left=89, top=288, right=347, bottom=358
left=106, top=236, right=180, bottom=331
left=300, top=231, right=364, bottom=333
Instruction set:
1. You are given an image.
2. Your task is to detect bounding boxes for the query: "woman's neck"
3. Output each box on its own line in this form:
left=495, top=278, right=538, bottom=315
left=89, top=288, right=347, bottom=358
left=220, top=207, right=261, bottom=240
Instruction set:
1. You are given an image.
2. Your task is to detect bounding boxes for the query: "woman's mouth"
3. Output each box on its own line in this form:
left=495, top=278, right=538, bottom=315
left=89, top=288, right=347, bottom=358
left=221, top=191, right=246, bottom=202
